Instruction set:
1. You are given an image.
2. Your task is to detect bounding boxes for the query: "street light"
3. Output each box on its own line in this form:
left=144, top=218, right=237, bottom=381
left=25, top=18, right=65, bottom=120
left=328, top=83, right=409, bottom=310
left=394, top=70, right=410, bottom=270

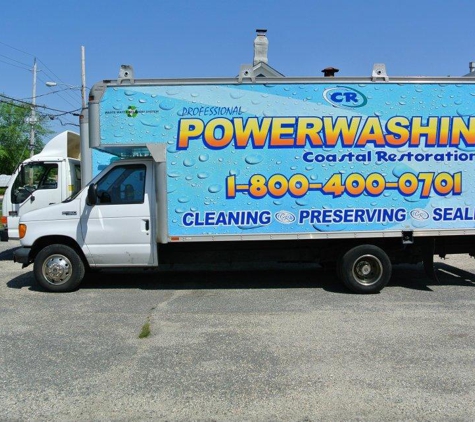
left=45, top=81, right=79, bottom=88
left=45, top=81, right=86, bottom=108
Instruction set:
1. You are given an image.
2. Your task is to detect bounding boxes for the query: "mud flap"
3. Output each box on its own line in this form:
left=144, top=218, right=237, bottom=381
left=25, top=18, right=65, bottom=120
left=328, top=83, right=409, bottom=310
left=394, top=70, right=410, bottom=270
left=0, top=229, right=8, bottom=242
left=422, top=239, right=439, bottom=283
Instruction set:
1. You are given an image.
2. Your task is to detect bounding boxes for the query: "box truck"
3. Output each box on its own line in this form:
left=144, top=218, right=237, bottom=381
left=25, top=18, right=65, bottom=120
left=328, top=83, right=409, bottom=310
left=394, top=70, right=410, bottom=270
left=1, top=131, right=81, bottom=241
left=12, top=64, right=475, bottom=293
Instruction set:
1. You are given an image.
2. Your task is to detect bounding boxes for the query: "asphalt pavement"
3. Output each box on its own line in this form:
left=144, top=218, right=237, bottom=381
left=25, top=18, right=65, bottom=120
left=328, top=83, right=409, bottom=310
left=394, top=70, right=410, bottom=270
left=1, top=239, right=475, bottom=421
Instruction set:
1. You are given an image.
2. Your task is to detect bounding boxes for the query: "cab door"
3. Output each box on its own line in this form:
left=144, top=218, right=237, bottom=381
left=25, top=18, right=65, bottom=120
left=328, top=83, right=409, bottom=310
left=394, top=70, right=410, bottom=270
left=8, top=161, right=62, bottom=239
left=80, top=161, right=155, bottom=266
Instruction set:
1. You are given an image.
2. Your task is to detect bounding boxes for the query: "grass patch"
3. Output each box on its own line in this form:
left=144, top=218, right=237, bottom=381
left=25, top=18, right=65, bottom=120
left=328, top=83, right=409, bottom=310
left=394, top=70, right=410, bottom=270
left=139, top=321, right=151, bottom=339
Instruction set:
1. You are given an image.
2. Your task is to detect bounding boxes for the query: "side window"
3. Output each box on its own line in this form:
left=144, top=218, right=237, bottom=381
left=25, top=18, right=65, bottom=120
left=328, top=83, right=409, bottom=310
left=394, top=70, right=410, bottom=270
left=38, top=166, right=58, bottom=190
left=95, top=164, right=146, bottom=205
left=11, top=163, right=58, bottom=204
left=73, top=164, right=81, bottom=195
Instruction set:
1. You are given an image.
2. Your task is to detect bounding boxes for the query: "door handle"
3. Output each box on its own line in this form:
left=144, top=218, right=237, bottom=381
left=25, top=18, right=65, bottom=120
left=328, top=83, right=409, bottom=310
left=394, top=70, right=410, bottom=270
left=145, top=219, right=150, bottom=231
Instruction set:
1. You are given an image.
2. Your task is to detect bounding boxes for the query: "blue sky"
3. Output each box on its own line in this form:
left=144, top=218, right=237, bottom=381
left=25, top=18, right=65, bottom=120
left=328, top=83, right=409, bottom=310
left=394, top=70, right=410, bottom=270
left=1, top=0, right=475, bottom=137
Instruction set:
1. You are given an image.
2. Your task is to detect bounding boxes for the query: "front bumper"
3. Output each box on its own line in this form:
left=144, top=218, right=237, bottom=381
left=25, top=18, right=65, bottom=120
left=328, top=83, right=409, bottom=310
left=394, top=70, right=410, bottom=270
left=0, top=229, right=8, bottom=242
left=13, top=247, right=32, bottom=266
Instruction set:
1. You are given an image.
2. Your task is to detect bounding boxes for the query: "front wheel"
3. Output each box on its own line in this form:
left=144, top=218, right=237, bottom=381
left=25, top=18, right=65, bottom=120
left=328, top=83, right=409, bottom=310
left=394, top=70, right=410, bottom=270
left=338, top=245, right=391, bottom=294
left=33, top=244, right=85, bottom=292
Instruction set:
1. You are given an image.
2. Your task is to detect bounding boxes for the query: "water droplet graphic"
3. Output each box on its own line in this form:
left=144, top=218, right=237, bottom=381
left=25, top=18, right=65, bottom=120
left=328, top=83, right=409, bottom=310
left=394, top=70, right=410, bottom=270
left=230, top=91, right=245, bottom=99
left=168, top=171, right=182, bottom=178
left=140, top=120, right=160, bottom=127
left=160, top=100, right=174, bottom=110
left=245, top=154, right=264, bottom=165
left=208, top=185, right=222, bottom=193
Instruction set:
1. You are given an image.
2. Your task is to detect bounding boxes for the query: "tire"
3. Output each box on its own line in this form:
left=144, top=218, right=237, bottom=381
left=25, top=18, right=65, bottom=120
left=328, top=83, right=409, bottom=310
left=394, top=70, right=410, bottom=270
left=339, top=245, right=391, bottom=294
left=33, top=244, right=85, bottom=292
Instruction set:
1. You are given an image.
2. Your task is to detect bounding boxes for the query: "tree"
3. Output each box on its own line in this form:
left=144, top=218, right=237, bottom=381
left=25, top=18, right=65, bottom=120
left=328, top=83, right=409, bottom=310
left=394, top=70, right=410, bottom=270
left=0, top=99, right=51, bottom=174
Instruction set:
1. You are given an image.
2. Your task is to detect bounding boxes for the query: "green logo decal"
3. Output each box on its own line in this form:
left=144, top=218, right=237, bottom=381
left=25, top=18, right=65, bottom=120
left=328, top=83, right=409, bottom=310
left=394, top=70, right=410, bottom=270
left=126, top=106, right=138, bottom=118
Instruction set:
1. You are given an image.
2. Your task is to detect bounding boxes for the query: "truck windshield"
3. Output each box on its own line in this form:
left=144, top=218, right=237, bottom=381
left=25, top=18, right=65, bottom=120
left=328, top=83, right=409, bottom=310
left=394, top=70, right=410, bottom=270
left=11, top=162, right=58, bottom=204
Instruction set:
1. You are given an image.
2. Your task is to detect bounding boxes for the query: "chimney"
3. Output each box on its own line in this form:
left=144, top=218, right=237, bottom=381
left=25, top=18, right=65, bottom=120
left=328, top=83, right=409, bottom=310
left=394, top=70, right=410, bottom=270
left=253, top=29, right=268, bottom=65
left=322, top=67, right=339, bottom=77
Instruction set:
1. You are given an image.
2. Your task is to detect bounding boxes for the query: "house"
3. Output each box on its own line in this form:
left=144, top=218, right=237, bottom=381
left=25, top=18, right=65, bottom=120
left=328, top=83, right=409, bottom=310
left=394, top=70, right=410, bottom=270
left=0, top=174, right=11, bottom=188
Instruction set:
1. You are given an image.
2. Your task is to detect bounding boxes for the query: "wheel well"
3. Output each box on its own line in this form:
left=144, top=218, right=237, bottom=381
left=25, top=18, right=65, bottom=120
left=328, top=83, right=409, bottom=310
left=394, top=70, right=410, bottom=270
left=31, top=236, right=89, bottom=267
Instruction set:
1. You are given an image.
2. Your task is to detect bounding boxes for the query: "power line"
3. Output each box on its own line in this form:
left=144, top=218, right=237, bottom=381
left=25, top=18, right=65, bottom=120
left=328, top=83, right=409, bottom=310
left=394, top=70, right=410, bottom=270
left=0, top=58, right=30, bottom=71
left=21, top=88, right=81, bottom=101
left=0, top=99, right=79, bottom=131
left=37, top=74, right=80, bottom=108
left=36, top=58, right=84, bottom=105
left=0, top=99, right=79, bottom=132
left=37, top=58, right=75, bottom=88
left=0, top=99, right=51, bottom=120
left=0, top=41, right=83, bottom=110
left=0, top=40, right=34, bottom=57
left=0, top=94, right=81, bottom=116
left=54, top=117, right=79, bottom=127
left=0, top=53, right=30, bottom=68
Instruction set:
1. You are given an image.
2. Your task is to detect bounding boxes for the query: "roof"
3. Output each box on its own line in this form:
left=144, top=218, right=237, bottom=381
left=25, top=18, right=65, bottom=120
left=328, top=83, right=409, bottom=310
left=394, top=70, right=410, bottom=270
left=253, top=61, right=284, bottom=78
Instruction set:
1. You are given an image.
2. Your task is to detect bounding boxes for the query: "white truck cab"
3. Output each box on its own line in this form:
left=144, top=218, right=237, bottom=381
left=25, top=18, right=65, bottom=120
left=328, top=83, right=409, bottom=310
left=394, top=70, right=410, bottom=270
left=14, top=157, right=158, bottom=291
left=1, top=131, right=81, bottom=241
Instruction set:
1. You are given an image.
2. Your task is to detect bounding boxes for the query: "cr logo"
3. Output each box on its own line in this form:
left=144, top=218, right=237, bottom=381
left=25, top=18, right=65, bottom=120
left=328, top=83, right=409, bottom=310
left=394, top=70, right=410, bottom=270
left=323, top=86, right=368, bottom=109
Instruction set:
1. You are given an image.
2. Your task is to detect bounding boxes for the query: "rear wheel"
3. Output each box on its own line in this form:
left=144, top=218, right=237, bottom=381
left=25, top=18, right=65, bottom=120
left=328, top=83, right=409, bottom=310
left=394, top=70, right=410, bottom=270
left=33, top=244, right=85, bottom=292
left=338, top=245, right=391, bottom=294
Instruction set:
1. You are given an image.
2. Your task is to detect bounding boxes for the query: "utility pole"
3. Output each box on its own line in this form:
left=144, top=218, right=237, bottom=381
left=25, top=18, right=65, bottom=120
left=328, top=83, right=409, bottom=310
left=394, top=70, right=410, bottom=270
left=29, top=58, right=37, bottom=157
left=81, top=46, right=86, bottom=108
left=79, top=45, right=92, bottom=187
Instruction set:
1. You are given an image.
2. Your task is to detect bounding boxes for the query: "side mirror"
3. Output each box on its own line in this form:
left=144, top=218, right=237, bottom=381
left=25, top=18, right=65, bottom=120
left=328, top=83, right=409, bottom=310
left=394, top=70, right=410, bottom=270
left=87, top=184, right=98, bottom=206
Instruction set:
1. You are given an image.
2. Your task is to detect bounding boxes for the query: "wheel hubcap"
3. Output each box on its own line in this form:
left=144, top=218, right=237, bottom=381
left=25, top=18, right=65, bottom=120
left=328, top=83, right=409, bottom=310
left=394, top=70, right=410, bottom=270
left=353, top=255, right=382, bottom=286
left=42, top=254, right=72, bottom=285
